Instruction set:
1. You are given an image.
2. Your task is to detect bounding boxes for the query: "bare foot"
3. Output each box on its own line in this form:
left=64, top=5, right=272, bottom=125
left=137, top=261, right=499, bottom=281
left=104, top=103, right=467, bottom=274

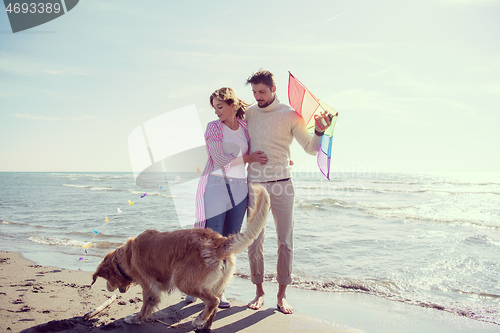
left=277, top=298, right=294, bottom=314
left=248, top=294, right=265, bottom=310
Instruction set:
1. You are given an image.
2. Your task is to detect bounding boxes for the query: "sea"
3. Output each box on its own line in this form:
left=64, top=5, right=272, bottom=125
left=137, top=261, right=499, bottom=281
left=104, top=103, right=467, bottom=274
left=1, top=171, right=499, bottom=329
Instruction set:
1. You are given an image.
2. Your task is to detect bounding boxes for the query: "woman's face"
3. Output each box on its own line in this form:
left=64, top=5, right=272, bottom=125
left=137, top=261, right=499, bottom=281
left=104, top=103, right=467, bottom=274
left=212, top=98, right=236, bottom=124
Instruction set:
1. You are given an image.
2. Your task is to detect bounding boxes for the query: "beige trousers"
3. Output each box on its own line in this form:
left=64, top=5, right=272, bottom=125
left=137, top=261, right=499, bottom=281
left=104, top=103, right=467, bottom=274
left=248, top=179, right=294, bottom=286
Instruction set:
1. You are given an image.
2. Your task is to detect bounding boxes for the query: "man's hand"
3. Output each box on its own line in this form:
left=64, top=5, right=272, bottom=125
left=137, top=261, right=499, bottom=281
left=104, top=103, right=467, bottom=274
left=314, top=111, right=333, bottom=133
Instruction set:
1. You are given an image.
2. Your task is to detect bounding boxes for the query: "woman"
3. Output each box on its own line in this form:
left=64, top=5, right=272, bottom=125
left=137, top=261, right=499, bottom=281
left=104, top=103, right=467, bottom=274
left=190, top=87, right=266, bottom=308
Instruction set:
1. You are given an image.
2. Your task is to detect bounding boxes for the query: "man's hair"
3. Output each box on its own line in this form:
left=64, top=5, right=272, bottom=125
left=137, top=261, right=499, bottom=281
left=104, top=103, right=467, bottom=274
left=246, top=69, right=276, bottom=89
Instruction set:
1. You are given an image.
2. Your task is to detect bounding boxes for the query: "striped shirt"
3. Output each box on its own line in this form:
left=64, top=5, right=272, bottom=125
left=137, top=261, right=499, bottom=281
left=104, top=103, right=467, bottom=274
left=194, top=118, right=250, bottom=228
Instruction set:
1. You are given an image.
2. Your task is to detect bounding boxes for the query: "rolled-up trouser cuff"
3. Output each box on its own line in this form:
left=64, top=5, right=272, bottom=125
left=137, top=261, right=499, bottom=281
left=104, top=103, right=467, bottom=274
left=251, top=274, right=264, bottom=285
left=277, top=275, right=291, bottom=286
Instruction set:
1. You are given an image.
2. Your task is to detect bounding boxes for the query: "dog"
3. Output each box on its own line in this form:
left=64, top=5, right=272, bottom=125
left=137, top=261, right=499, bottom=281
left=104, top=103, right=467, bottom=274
left=91, top=183, right=269, bottom=331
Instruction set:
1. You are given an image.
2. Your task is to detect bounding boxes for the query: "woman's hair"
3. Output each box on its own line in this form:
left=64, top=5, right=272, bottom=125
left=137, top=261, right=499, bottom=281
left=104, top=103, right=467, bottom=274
left=210, top=87, right=250, bottom=119
left=246, top=69, right=275, bottom=89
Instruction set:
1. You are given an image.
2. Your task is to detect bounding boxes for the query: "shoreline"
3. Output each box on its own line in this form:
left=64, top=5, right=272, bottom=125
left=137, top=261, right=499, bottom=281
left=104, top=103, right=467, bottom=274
left=1, top=251, right=498, bottom=332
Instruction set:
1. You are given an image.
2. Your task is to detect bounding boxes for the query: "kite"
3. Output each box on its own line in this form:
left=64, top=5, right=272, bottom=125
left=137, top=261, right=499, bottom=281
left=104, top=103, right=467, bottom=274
left=288, top=72, right=338, bottom=180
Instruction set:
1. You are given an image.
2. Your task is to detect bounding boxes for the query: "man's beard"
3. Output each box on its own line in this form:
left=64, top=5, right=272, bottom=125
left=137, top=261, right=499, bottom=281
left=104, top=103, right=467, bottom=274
left=258, top=96, right=275, bottom=108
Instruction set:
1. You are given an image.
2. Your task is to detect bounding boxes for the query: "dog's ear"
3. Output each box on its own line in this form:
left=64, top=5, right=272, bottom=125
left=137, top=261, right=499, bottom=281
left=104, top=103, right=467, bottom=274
left=91, top=265, right=107, bottom=286
left=91, top=252, right=114, bottom=286
left=123, top=238, right=134, bottom=250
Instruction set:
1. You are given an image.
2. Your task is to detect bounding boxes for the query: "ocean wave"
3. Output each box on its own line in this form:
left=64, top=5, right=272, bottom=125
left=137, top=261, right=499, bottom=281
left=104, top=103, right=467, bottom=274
left=62, top=184, right=92, bottom=189
left=296, top=198, right=411, bottom=213
left=354, top=187, right=500, bottom=196
left=27, top=236, right=123, bottom=249
left=295, top=198, right=354, bottom=211
left=294, top=196, right=499, bottom=229
left=129, top=190, right=173, bottom=198
left=28, top=235, right=88, bottom=248
left=1, top=219, right=27, bottom=226
left=130, top=190, right=150, bottom=196
left=296, top=184, right=500, bottom=196
left=92, top=240, right=124, bottom=249
left=62, top=184, right=123, bottom=192
left=295, top=202, right=326, bottom=211
left=234, top=272, right=500, bottom=325
left=90, top=187, right=122, bottom=192
left=368, top=180, right=500, bottom=187
left=93, top=175, right=131, bottom=181
left=320, top=198, right=354, bottom=209
left=34, top=224, right=52, bottom=229
left=359, top=206, right=500, bottom=229
left=430, top=181, right=500, bottom=187
left=367, top=180, right=420, bottom=185
left=67, top=230, right=125, bottom=240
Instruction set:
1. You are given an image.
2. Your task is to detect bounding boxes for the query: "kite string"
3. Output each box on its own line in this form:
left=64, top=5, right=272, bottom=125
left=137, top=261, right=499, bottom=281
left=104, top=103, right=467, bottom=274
left=77, top=188, right=158, bottom=265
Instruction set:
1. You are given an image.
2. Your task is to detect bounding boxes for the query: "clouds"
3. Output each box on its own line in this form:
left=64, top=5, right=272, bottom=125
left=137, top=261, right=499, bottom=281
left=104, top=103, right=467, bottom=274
left=435, top=0, right=500, bottom=6
left=0, top=53, right=90, bottom=77
left=0, top=0, right=499, bottom=172
left=13, top=113, right=98, bottom=121
left=14, top=113, right=60, bottom=121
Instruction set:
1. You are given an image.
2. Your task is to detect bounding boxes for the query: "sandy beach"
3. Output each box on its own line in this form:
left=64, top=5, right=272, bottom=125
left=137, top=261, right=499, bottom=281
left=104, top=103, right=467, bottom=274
left=2, top=249, right=499, bottom=333
left=0, top=251, right=363, bottom=333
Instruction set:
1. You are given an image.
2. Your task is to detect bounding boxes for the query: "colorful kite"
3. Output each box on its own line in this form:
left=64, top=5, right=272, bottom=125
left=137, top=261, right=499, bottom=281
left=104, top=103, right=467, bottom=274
left=288, top=72, right=338, bottom=180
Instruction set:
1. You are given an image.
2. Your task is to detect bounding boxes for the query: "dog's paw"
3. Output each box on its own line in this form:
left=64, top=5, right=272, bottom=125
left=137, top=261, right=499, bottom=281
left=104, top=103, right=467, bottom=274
left=195, top=328, right=211, bottom=333
left=124, top=313, right=142, bottom=325
left=192, top=315, right=207, bottom=330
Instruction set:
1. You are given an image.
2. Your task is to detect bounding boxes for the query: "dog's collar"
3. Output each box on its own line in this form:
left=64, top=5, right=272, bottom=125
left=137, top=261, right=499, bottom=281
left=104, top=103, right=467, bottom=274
left=115, top=257, right=133, bottom=282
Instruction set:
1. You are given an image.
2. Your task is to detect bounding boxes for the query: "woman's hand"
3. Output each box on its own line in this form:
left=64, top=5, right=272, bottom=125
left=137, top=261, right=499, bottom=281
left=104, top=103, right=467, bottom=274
left=246, top=151, right=268, bottom=165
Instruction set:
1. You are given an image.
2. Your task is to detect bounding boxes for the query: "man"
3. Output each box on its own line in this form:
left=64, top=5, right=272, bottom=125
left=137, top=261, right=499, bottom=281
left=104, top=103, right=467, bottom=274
left=245, top=70, right=331, bottom=314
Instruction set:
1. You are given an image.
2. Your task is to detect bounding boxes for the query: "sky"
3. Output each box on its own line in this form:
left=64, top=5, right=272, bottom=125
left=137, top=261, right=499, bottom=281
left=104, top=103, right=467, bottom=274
left=1, top=0, right=499, bottom=174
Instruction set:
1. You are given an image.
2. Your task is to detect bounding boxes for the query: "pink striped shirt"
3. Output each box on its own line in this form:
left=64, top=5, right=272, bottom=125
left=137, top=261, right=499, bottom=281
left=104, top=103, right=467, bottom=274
left=194, top=118, right=250, bottom=228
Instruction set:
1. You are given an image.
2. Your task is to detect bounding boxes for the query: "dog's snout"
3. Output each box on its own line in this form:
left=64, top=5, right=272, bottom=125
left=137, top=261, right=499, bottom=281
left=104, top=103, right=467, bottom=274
left=106, top=282, right=117, bottom=292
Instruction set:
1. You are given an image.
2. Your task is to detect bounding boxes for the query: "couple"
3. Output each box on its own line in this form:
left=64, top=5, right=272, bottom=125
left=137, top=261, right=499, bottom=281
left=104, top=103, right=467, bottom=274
left=193, top=70, right=331, bottom=314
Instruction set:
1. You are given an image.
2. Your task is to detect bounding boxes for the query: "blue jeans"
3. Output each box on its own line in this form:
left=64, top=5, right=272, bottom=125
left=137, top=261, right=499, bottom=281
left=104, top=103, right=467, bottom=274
left=204, top=175, right=248, bottom=237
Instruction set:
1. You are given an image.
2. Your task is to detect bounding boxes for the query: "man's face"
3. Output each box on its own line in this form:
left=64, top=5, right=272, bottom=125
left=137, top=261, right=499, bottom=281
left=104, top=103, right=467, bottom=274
left=251, top=83, right=276, bottom=108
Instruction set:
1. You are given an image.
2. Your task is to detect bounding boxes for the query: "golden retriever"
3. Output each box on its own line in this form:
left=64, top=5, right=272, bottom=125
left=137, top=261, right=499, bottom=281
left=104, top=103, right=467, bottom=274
left=91, top=183, right=269, bottom=331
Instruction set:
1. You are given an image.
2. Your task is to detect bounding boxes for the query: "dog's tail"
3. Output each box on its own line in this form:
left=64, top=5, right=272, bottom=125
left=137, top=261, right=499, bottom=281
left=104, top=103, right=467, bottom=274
left=223, top=183, right=270, bottom=255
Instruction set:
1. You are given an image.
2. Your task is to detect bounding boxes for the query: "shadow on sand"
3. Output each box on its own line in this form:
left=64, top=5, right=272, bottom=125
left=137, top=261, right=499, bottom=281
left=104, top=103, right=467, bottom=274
left=22, top=300, right=277, bottom=332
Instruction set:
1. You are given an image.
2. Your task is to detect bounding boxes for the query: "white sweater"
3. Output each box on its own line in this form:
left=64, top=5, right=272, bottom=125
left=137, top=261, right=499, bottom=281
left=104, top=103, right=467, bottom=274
left=246, top=96, right=321, bottom=182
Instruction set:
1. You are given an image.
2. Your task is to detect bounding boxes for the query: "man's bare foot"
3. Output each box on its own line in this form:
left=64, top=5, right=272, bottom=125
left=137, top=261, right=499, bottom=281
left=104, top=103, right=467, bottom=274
left=248, top=293, right=265, bottom=310
left=277, top=297, right=294, bottom=314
